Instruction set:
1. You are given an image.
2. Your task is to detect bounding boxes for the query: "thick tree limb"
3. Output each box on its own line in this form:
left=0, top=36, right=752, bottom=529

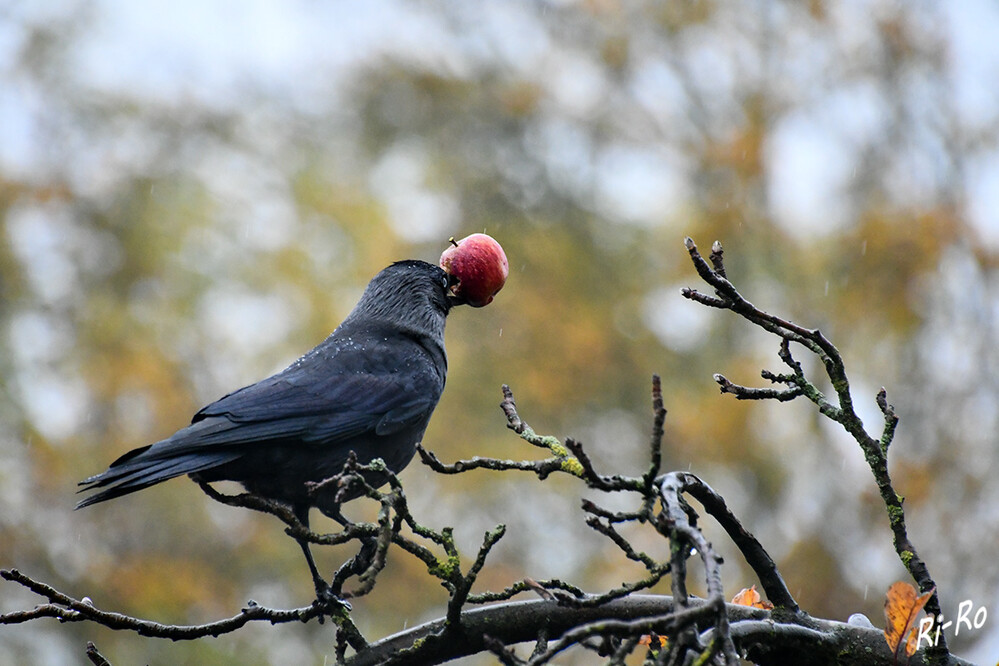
left=344, top=595, right=973, bottom=666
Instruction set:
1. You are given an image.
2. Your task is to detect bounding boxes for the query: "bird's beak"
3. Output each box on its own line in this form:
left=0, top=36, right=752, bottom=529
left=446, top=273, right=467, bottom=306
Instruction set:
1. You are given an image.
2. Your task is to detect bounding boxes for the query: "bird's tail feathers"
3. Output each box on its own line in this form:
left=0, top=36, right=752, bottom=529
left=76, top=448, right=240, bottom=509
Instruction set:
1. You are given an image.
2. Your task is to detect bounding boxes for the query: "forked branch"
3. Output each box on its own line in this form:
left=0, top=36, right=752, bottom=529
left=681, top=237, right=946, bottom=662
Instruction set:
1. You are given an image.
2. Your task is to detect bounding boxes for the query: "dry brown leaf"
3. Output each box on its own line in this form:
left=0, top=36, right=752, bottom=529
left=521, top=577, right=554, bottom=600
left=883, top=581, right=935, bottom=658
left=638, top=634, right=668, bottom=647
left=731, top=585, right=774, bottom=609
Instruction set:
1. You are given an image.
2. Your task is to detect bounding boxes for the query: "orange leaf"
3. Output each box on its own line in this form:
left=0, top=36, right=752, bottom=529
left=883, top=581, right=935, bottom=658
left=731, top=585, right=774, bottom=609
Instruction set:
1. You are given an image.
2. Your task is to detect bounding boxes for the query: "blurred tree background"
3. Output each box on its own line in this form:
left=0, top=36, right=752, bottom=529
left=1, top=1, right=998, bottom=663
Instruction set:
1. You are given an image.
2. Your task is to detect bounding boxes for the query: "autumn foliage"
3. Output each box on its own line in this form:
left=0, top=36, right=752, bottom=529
left=884, top=581, right=935, bottom=661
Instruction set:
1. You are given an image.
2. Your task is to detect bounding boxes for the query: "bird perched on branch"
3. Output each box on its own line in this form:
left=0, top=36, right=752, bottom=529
left=78, top=234, right=508, bottom=600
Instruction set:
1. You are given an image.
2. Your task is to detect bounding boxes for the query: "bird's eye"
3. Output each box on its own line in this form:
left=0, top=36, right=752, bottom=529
left=440, top=274, right=449, bottom=289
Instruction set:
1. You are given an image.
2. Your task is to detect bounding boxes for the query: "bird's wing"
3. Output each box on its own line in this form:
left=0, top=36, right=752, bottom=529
left=190, top=357, right=444, bottom=445
left=76, top=340, right=444, bottom=507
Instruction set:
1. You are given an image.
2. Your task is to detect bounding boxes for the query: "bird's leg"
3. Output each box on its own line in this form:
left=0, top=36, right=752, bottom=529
left=292, top=505, right=342, bottom=605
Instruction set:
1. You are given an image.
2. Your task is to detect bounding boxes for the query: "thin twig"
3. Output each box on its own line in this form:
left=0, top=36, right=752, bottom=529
left=0, top=568, right=330, bottom=639
left=85, top=642, right=111, bottom=666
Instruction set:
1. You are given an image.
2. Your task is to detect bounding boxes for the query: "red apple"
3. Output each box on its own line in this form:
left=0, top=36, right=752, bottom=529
left=439, top=233, right=509, bottom=307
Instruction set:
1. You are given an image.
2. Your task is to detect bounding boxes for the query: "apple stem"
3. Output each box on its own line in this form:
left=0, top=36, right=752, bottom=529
left=448, top=236, right=459, bottom=247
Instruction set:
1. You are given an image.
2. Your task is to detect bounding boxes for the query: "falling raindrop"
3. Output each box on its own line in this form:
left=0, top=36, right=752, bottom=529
left=861, top=240, right=867, bottom=256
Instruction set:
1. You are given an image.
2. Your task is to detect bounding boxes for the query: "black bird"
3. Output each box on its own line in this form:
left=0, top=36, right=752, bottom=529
left=78, top=260, right=460, bottom=598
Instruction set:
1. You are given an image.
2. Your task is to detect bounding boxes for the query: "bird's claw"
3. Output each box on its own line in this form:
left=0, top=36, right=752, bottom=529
left=313, top=581, right=352, bottom=613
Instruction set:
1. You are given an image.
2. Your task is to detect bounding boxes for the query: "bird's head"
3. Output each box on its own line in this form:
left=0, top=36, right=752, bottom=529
left=354, top=260, right=454, bottom=324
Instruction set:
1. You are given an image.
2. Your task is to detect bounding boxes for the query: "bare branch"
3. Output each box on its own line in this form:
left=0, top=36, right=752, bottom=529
left=0, top=568, right=329, bottom=639
left=715, top=373, right=805, bottom=401
left=468, top=578, right=586, bottom=604
left=675, top=472, right=797, bottom=611
left=417, top=444, right=570, bottom=480
left=500, top=383, right=528, bottom=434
left=656, top=473, right=739, bottom=664
left=583, top=514, right=660, bottom=571
left=85, top=643, right=111, bottom=666
left=643, top=374, right=666, bottom=500
left=682, top=236, right=947, bottom=661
